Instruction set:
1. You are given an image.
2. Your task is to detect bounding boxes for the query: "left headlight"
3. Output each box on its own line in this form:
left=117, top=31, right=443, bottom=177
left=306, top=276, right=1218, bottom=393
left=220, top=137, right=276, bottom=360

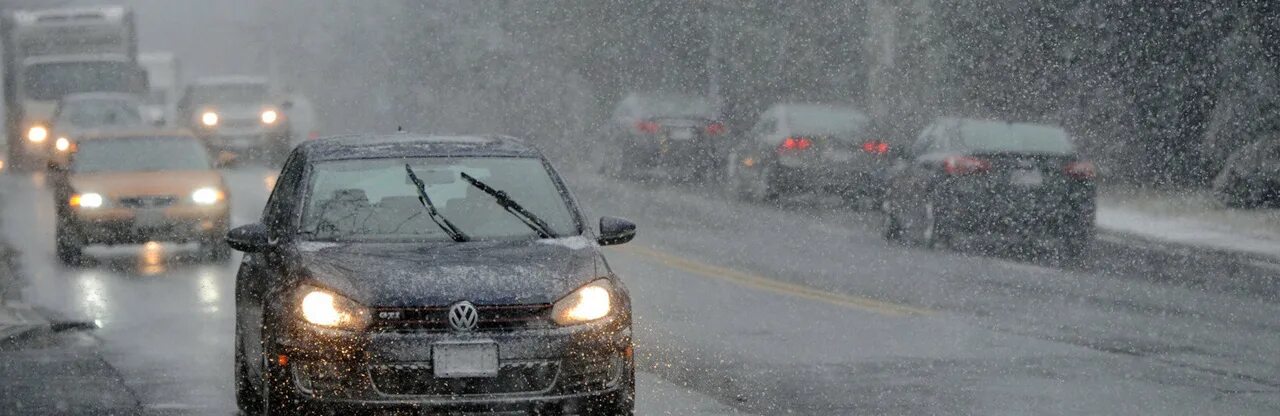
left=552, top=279, right=614, bottom=326
left=191, top=187, right=224, bottom=205
left=298, top=285, right=370, bottom=330
left=260, top=110, right=279, bottom=124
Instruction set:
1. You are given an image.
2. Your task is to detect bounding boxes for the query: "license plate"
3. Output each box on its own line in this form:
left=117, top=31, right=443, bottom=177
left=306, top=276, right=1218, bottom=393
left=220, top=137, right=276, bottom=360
left=1010, top=169, right=1044, bottom=186
left=432, top=341, right=498, bottom=378
left=133, top=209, right=166, bottom=227
left=669, top=129, right=694, bottom=140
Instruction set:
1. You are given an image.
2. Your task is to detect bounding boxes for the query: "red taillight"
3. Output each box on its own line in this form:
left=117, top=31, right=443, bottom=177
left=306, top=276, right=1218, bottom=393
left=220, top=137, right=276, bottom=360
left=1065, top=160, right=1097, bottom=179
left=635, top=120, right=660, bottom=134
left=943, top=156, right=991, bottom=175
left=779, top=136, right=813, bottom=152
left=861, top=140, right=890, bottom=155
left=705, top=122, right=726, bottom=136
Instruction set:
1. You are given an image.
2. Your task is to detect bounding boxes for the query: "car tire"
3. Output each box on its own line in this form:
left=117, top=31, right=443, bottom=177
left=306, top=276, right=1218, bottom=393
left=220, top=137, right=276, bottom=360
left=55, top=220, right=84, bottom=266
left=1215, top=172, right=1257, bottom=209
left=883, top=202, right=905, bottom=243
left=235, top=331, right=263, bottom=414
left=915, top=200, right=949, bottom=249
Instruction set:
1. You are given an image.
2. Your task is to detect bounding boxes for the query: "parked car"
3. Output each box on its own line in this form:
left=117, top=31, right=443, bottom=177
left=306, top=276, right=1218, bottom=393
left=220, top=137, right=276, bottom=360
left=1213, top=138, right=1280, bottom=208
left=228, top=134, right=637, bottom=415
left=724, top=103, right=891, bottom=202
left=599, top=92, right=727, bottom=180
left=882, top=118, right=1097, bottom=258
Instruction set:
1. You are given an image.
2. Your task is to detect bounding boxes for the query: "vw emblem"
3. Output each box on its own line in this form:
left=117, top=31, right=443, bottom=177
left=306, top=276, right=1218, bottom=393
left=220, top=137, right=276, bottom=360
left=448, top=301, right=479, bottom=332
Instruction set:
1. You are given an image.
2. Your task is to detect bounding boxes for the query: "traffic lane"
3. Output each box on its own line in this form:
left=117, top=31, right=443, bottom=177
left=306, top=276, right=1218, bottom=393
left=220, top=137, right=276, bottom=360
left=2, top=167, right=747, bottom=415
left=609, top=245, right=1279, bottom=415
left=4, top=167, right=274, bottom=413
left=567, top=173, right=1280, bottom=412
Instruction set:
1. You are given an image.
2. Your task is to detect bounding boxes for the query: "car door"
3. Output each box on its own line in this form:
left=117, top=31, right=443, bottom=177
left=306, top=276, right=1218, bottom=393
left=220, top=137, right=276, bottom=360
left=237, top=154, right=304, bottom=377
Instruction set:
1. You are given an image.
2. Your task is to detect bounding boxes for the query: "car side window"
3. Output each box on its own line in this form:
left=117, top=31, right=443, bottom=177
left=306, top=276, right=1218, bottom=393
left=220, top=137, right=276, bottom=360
left=911, top=125, right=935, bottom=157
left=262, top=154, right=304, bottom=231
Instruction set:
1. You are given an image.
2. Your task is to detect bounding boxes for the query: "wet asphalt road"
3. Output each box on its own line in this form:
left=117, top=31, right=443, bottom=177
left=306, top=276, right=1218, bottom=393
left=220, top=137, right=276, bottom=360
left=4, top=166, right=1280, bottom=415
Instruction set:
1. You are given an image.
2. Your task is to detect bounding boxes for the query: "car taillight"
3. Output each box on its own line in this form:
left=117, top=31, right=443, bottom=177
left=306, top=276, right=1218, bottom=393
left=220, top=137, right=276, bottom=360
left=635, top=120, right=660, bottom=134
left=861, top=140, right=890, bottom=155
left=705, top=122, right=726, bottom=136
left=1065, top=160, right=1097, bottom=179
left=778, top=136, right=813, bottom=152
left=943, top=156, right=991, bottom=175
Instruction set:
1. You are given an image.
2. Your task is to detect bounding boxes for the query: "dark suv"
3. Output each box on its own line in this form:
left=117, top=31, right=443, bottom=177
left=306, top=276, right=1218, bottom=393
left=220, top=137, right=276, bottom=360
left=228, top=134, right=637, bottom=415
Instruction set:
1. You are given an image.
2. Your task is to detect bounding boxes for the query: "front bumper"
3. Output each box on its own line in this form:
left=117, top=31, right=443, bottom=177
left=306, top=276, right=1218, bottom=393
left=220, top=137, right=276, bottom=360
left=273, top=317, right=632, bottom=410
left=71, top=204, right=229, bottom=244
left=195, top=125, right=288, bottom=151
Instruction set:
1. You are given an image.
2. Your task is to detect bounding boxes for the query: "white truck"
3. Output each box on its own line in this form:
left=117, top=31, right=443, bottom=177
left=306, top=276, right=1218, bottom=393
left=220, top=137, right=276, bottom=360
left=3, top=5, right=146, bottom=169
left=139, top=52, right=180, bottom=126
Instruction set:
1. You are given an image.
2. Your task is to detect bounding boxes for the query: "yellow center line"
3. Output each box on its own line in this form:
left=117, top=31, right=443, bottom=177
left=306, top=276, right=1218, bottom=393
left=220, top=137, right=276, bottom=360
left=617, top=245, right=935, bottom=317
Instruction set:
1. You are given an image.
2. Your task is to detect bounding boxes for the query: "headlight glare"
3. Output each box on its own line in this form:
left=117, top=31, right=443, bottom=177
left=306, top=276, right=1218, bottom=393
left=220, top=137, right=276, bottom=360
left=201, top=111, right=219, bottom=127
left=55, top=137, right=71, bottom=152
left=27, top=126, right=48, bottom=143
left=71, top=192, right=104, bottom=208
left=261, top=110, right=279, bottom=124
left=298, top=286, right=370, bottom=329
left=552, top=279, right=613, bottom=325
left=191, top=187, right=223, bottom=205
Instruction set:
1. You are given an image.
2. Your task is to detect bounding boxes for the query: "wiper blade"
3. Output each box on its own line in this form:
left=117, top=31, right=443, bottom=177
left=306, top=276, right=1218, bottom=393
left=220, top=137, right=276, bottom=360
left=404, top=164, right=469, bottom=242
left=459, top=172, right=557, bottom=239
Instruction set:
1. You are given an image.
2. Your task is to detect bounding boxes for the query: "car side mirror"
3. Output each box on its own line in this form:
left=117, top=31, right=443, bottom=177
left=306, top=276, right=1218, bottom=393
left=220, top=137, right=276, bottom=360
left=597, top=216, right=636, bottom=246
left=214, top=151, right=238, bottom=168
left=226, top=223, right=270, bottom=252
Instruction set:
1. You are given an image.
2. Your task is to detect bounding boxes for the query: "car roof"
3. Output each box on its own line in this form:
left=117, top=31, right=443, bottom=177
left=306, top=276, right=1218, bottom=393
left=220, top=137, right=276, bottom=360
left=190, top=76, right=270, bottom=86
left=297, top=134, right=542, bottom=162
left=69, top=128, right=197, bottom=141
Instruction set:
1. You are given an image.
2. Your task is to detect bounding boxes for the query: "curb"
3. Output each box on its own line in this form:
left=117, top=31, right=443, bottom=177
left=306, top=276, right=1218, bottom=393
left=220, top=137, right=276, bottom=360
left=1097, top=228, right=1280, bottom=269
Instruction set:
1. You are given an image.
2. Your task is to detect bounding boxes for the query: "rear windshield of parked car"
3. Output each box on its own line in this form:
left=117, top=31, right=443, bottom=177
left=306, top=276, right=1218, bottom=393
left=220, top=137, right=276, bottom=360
left=72, top=136, right=212, bottom=173
left=782, top=105, right=869, bottom=136
left=955, top=121, right=1075, bottom=154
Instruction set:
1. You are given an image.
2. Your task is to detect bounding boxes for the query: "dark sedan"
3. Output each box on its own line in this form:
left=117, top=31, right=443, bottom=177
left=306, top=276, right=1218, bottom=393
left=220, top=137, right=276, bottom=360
left=725, top=103, right=890, bottom=203
left=599, top=92, right=728, bottom=181
left=228, top=134, right=637, bottom=415
left=883, top=118, right=1097, bottom=258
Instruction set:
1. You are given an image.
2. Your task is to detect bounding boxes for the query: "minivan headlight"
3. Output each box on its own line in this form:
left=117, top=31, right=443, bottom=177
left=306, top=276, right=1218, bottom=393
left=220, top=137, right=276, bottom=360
left=298, top=286, right=370, bottom=330
left=552, top=279, right=613, bottom=325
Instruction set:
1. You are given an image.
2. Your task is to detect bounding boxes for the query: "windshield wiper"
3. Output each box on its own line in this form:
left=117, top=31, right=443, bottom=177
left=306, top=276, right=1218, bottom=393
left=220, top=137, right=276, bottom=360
left=405, top=164, right=469, bottom=242
left=459, top=172, right=557, bottom=239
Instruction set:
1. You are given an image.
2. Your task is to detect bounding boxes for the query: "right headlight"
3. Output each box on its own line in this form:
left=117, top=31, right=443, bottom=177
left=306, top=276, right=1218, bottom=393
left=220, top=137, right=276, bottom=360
left=71, top=192, right=104, bottom=209
left=201, top=111, right=219, bottom=127
left=297, top=285, right=370, bottom=330
left=552, top=279, right=614, bottom=325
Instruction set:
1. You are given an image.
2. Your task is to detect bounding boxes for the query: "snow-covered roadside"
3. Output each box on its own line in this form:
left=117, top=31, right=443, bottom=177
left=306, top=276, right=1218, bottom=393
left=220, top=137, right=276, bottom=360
left=1096, top=187, right=1280, bottom=261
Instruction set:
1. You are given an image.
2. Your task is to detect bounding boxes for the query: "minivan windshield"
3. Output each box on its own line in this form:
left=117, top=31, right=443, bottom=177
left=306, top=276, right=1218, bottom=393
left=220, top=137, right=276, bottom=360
left=301, top=157, right=578, bottom=242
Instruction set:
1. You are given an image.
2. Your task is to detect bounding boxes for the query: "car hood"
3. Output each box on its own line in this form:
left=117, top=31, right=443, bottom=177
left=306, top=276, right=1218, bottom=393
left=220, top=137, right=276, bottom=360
left=70, top=170, right=224, bottom=198
left=290, top=236, right=602, bottom=308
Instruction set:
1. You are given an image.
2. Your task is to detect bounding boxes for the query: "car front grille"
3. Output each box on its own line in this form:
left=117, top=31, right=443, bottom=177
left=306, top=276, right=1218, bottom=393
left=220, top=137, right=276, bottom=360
left=370, top=304, right=553, bottom=333
left=118, top=195, right=177, bottom=208
left=369, top=360, right=558, bottom=396
left=219, top=118, right=261, bottom=129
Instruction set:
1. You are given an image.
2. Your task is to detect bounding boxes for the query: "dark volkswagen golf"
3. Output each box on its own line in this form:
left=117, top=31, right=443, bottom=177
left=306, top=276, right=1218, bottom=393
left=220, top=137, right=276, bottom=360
left=228, top=134, right=637, bottom=415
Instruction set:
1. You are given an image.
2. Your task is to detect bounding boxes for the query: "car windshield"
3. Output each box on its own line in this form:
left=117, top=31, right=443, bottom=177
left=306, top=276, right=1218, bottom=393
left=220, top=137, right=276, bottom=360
left=188, top=84, right=268, bottom=106
left=23, top=61, right=136, bottom=101
left=301, top=157, right=578, bottom=242
left=954, top=121, right=1075, bottom=154
left=782, top=105, right=868, bottom=136
left=55, top=99, right=143, bottom=129
left=71, top=136, right=211, bottom=173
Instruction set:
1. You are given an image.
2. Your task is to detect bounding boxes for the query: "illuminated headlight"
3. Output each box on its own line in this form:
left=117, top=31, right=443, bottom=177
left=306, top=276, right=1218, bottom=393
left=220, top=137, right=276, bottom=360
left=298, top=286, right=370, bottom=329
left=552, top=279, right=614, bottom=325
left=71, top=193, right=104, bottom=208
left=54, top=137, right=71, bottom=152
left=201, top=111, right=219, bottom=127
left=27, top=126, right=48, bottom=143
left=260, top=110, right=279, bottom=124
left=191, top=187, right=223, bottom=205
